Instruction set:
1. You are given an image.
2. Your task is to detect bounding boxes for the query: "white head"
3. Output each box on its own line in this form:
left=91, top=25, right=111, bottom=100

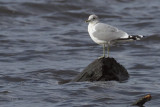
left=86, top=14, right=99, bottom=24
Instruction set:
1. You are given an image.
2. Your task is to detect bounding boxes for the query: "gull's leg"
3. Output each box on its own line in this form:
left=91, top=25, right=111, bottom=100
left=99, top=44, right=106, bottom=59
left=107, top=42, right=110, bottom=57
left=103, top=44, right=106, bottom=57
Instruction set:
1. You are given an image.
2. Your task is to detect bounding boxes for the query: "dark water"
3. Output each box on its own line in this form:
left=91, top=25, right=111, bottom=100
left=0, top=0, right=160, bottom=107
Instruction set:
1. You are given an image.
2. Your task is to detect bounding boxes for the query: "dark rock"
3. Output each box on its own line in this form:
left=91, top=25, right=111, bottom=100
left=72, top=57, right=129, bottom=82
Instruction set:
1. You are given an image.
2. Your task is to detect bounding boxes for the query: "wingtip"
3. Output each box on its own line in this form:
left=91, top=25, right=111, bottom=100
left=138, top=35, right=145, bottom=38
left=130, top=35, right=145, bottom=40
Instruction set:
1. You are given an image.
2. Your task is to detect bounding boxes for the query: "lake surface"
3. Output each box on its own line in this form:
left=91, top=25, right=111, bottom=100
left=0, top=0, right=160, bottom=107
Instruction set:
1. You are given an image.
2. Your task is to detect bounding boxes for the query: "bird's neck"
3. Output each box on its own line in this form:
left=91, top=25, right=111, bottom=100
left=89, top=20, right=99, bottom=26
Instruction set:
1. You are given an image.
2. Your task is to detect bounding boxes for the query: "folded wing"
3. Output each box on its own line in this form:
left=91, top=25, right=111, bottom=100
left=92, top=23, right=129, bottom=42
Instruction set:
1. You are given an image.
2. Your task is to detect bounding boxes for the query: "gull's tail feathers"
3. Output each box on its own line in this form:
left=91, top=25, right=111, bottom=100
left=116, top=35, right=145, bottom=42
left=111, top=35, right=145, bottom=44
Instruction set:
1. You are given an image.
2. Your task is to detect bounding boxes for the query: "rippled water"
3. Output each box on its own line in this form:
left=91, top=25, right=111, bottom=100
left=0, top=0, right=160, bottom=107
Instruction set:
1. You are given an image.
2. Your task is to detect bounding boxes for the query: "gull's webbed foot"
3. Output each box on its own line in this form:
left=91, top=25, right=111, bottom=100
left=98, top=55, right=105, bottom=59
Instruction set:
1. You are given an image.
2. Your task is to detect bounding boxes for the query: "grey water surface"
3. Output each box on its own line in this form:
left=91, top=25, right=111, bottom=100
left=0, top=0, right=160, bottom=107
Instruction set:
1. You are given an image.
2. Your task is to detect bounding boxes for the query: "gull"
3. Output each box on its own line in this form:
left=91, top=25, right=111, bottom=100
left=85, top=14, right=144, bottom=58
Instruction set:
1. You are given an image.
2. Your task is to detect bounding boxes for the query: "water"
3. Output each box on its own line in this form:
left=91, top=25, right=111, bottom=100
left=0, top=0, right=160, bottom=107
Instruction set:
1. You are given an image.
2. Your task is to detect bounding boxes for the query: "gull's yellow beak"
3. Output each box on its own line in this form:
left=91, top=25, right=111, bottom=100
left=85, top=20, right=90, bottom=23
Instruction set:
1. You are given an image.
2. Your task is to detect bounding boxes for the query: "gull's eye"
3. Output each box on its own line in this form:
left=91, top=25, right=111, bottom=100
left=93, top=17, right=96, bottom=20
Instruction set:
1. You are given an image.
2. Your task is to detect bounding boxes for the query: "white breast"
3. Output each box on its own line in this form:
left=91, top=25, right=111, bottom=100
left=88, top=24, right=107, bottom=45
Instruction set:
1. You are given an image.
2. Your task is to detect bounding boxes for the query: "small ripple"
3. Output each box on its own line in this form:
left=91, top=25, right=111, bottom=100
left=142, top=34, right=160, bottom=42
left=130, top=64, right=154, bottom=70
left=0, top=34, right=6, bottom=38
left=0, top=6, right=30, bottom=17
left=0, top=76, right=28, bottom=82
left=27, top=69, right=77, bottom=82
left=132, top=22, right=155, bottom=28
left=0, top=91, right=10, bottom=94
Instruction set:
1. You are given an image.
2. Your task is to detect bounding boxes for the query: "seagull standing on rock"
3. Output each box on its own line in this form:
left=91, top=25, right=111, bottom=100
left=86, top=14, right=144, bottom=58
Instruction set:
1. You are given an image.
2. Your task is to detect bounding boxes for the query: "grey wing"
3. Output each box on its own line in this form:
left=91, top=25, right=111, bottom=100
left=92, top=23, right=127, bottom=41
left=94, top=23, right=118, bottom=33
